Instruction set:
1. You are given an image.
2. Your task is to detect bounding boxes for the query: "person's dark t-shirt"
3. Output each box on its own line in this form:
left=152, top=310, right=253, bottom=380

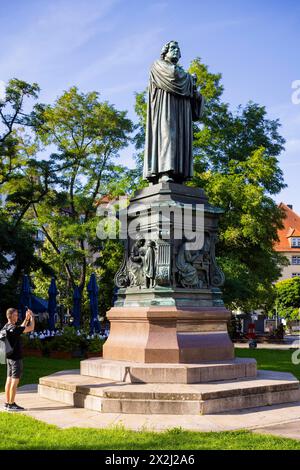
left=5, top=323, right=25, bottom=360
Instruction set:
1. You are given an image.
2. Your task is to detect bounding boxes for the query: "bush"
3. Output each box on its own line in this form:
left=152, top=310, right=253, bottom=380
left=268, top=323, right=285, bottom=341
left=21, top=327, right=108, bottom=355
left=22, top=335, right=43, bottom=351
left=48, top=327, right=87, bottom=353
left=34, top=319, right=52, bottom=333
left=87, top=336, right=105, bottom=353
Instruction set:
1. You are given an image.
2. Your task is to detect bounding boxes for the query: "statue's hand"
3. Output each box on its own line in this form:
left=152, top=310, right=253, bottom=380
left=191, top=73, right=197, bottom=90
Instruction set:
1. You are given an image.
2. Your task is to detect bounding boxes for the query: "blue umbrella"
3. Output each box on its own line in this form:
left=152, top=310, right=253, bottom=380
left=87, top=273, right=101, bottom=334
left=73, top=286, right=82, bottom=329
left=48, top=278, right=58, bottom=330
left=19, top=274, right=32, bottom=320
left=31, top=296, right=48, bottom=313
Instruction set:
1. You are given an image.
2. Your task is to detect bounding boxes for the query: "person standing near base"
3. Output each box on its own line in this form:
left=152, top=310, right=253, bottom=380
left=3, top=307, right=35, bottom=411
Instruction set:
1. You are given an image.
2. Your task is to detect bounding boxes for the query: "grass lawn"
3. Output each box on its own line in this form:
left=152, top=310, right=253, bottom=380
left=0, top=349, right=300, bottom=450
left=0, top=357, right=81, bottom=392
left=235, top=348, right=300, bottom=380
left=0, top=413, right=300, bottom=450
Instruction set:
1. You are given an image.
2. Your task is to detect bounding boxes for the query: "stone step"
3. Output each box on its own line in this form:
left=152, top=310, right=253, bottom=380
left=201, top=388, right=300, bottom=414
left=101, top=398, right=201, bottom=414
left=37, top=385, right=202, bottom=415
left=38, top=369, right=300, bottom=415
left=80, top=357, right=257, bottom=384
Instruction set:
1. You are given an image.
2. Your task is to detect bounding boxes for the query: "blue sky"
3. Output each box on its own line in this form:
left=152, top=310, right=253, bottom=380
left=0, top=0, right=299, bottom=212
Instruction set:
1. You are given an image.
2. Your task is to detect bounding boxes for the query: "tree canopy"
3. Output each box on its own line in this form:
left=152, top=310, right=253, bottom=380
left=275, top=277, right=300, bottom=320
left=0, top=85, right=133, bottom=318
left=0, top=79, right=50, bottom=317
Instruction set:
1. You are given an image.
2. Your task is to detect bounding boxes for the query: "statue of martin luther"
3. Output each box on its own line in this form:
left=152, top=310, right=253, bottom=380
left=143, top=40, right=204, bottom=184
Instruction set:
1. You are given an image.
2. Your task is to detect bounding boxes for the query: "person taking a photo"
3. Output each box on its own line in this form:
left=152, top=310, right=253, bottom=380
left=3, top=308, right=35, bottom=412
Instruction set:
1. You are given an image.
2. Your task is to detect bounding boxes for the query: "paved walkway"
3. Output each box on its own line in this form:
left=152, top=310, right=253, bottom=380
left=235, top=342, right=300, bottom=350
left=253, top=421, right=300, bottom=440
left=234, top=335, right=300, bottom=350
left=2, top=384, right=300, bottom=438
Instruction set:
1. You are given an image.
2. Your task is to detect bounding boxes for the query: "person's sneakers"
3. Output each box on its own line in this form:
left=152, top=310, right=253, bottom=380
left=3, top=403, right=9, bottom=411
left=7, top=403, right=25, bottom=412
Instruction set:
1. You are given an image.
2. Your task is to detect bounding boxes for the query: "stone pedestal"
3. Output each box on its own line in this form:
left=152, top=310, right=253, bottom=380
left=103, top=307, right=179, bottom=363
left=80, top=357, right=256, bottom=384
left=103, top=306, right=233, bottom=363
left=105, top=182, right=233, bottom=364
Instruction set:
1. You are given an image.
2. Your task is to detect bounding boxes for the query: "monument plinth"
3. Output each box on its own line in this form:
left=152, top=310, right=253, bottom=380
left=103, top=182, right=233, bottom=363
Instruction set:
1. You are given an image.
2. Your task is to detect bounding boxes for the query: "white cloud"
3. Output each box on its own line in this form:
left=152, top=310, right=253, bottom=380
left=76, top=28, right=163, bottom=84
left=0, top=80, right=6, bottom=102
left=291, top=80, right=300, bottom=105
left=0, top=0, right=118, bottom=80
left=102, top=80, right=145, bottom=96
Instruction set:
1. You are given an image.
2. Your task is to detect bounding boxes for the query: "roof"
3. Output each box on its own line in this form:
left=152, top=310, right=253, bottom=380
left=94, top=194, right=115, bottom=207
left=287, top=228, right=300, bottom=237
left=274, top=203, right=300, bottom=252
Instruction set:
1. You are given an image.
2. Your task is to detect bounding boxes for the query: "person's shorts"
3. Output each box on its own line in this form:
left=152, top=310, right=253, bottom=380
left=6, top=359, right=23, bottom=379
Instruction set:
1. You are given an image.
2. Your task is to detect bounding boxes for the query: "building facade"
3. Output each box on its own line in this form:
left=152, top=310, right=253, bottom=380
left=274, top=203, right=300, bottom=281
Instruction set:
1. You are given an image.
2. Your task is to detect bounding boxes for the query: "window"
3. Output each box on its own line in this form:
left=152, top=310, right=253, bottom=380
left=292, top=256, right=300, bottom=265
left=292, top=273, right=300, bottom=278
left=291, top=237, right=300, bottom=247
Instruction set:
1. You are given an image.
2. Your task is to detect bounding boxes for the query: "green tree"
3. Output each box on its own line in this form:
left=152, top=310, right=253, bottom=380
left=0, top=79, right=50, bottom=317
left=275, top=278, right=300, bottom=321
left=0, top=79, right=39, bottom=185
left=29, top=87, right=133, bottom=316
left=133, top=58, right=287, bottom=311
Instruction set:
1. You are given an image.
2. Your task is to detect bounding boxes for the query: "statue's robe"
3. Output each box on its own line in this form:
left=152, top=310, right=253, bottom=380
left=128, top=243, right=145, bottom=286
left=176, top=243, right=200, bottom=288
left=143, top=59, right=204, bottom=182
left=144, top=245, right=156, bottom=280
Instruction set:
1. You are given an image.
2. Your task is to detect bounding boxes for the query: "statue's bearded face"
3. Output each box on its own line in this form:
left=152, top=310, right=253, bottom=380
left=165, top=42, right=181, bottom=64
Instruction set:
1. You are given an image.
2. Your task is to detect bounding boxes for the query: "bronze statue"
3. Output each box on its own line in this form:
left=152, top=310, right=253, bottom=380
left=176, top=240, right=202, bottom=288
left=144, top=240, right=156, bottom=288
left=143, top=40, right=204, bottom=184
left=127, top=235, right=146, bottom=287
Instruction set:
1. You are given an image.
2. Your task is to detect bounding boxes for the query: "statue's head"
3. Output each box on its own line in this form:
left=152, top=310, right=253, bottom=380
left=160, top=41, right=181, bottom=64
left=135, top=233, right=146, bottom=247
